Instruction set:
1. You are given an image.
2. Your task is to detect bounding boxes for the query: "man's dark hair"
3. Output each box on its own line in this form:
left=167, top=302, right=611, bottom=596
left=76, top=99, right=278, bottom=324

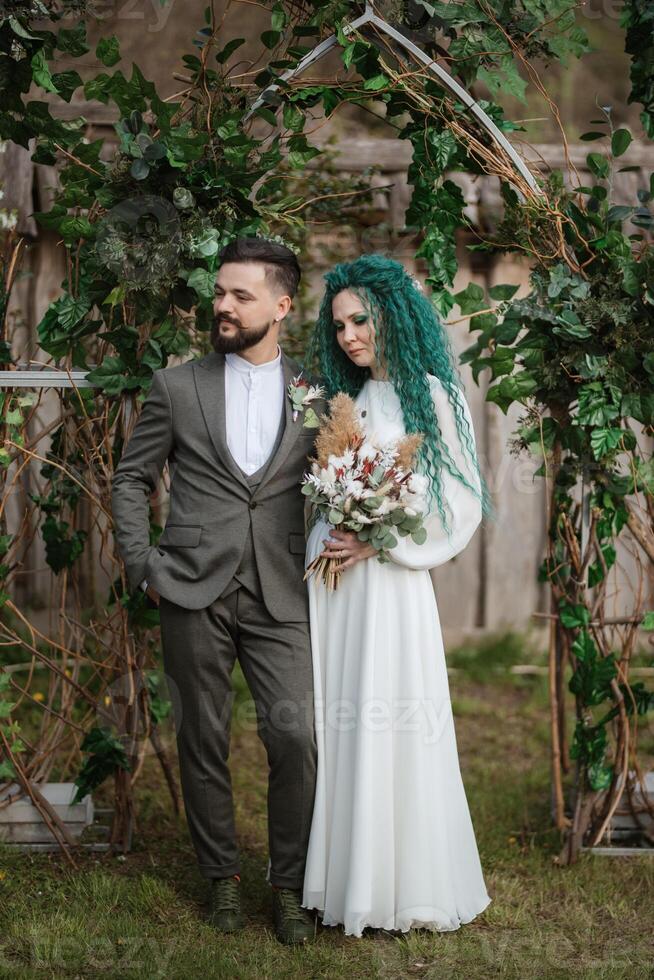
left=219, top=236, right=301, bottom=298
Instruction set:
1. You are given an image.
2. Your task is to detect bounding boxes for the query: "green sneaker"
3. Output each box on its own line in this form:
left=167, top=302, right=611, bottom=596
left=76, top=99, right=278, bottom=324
left=271, top=887, right=316, bottom=945
left=208, top=875, right=245, bottom=932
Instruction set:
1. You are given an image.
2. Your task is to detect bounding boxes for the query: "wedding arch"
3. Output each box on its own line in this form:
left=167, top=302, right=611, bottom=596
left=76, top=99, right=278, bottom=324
left=0, top=0, right=652, bottom=865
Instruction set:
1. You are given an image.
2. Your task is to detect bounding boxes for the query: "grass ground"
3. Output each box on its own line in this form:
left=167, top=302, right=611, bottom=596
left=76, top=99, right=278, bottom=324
left=1, top=630, right=653, bottom=979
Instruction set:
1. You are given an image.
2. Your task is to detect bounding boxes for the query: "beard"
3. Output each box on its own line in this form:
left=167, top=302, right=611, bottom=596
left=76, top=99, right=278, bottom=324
left=211, top=314, right=272, bottom=354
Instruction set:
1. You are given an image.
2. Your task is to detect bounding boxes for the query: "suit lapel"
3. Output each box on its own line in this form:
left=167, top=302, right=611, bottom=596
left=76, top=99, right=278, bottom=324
left=193, top=350, right=251, bottom=492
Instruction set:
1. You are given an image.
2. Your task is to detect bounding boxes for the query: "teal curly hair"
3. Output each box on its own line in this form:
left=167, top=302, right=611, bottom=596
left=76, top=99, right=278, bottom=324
left=303, top=253, right=494, bottom=536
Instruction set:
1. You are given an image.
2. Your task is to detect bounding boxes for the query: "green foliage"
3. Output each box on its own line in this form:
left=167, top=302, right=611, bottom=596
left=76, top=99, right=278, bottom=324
left=570, top=718, right=613, bottom=791
left=0, top=3, right=89, bottom=144
left=1, top=0, right=650, bottom=823
left=0, top=670, right=26, bottom=781
left=453, top=97, right=654, bottom=810
left=621, top=0, right=654, bottom=139
left=145, top=671, right=171, bottom=727
left=72, top=725, right=132, bottom=804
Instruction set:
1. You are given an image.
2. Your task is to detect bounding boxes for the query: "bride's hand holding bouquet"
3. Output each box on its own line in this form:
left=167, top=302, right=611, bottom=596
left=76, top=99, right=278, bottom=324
left=302, top=392, right=429, bottom=590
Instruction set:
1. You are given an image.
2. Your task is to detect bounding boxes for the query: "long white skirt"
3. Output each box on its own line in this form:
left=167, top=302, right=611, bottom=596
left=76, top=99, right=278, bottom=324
left=301, top=526, right=492, bottom=937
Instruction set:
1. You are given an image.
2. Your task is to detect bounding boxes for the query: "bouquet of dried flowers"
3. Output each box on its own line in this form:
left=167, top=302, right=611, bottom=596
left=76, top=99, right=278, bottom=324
left=302, top=393, right=429, bottom=589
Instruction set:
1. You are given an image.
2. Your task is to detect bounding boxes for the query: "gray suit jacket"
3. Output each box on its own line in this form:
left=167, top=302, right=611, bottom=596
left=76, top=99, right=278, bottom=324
left=111, top=349, right=326, bottom=621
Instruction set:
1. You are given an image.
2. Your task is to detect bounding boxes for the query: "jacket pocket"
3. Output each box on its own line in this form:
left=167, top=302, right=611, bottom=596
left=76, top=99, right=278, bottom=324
left=159, top=524, right=203, bottom=547
left=288, top=532, right=306, bottom=555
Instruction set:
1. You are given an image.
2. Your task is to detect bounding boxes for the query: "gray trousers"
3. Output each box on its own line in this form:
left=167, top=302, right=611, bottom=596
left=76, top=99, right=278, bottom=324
left=158, top=581, right=317, bottom=889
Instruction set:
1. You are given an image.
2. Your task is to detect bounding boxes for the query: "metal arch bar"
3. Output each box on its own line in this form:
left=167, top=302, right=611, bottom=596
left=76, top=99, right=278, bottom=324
left=245, top=1, right=541, bottom=197
left=0, top=370, right=97, bottom=388
left=366, top=10, right=541, bottom=195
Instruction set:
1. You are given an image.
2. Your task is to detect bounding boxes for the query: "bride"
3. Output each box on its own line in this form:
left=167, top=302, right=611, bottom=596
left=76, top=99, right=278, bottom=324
left=300, top=254, right=493, bottom=937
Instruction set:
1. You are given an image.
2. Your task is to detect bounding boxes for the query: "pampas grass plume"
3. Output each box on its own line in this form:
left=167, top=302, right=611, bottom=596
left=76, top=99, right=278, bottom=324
left=395, top=432, right=424, bottom=471
left=314, top=393, right=363, bottom=468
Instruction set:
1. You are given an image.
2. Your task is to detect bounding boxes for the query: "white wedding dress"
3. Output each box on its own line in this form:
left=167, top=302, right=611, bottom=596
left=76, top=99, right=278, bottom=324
left=301, top=375, right=492, bottom=936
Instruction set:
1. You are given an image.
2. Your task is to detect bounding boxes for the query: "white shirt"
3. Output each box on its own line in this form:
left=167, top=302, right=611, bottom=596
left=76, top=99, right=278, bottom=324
left=224, top=345, right=285, bottom=474
left=141, top=346, right=285, bottom=592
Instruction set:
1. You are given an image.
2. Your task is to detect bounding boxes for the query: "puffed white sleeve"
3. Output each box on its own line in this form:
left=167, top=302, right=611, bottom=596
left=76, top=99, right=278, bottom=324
left=388, top=378, right=483, bottom=571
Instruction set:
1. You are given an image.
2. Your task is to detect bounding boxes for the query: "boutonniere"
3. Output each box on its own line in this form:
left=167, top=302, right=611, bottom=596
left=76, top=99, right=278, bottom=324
left=288, top=373, right=325, bottom=428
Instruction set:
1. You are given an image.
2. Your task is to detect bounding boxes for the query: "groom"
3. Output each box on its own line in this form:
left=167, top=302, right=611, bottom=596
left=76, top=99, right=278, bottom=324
left=111, top=237, right=326, bottom=944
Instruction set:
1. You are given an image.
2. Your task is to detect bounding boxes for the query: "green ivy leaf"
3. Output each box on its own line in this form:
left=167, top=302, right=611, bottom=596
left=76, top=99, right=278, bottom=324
left=40, top=295, right=91, bottom=343
left=8, top=16, right=40, bottom=40
left=103, top=285, right=127, bottom=307
left=42, top=518, right=87, bottom=574
left=486, top=372, right=538, bottom=414
left=186, top=267, right=216, bottom=302
left=32, top=204, right=67, bottom=231
left=588, top=543, right=616, bottom=586
left=590, top=427, right=627, bottom=459
left=85, top=357, right=130, bottom=396
left=342, top=42, right=356, bottom=69
left=454, top=282, right=485, bottom=316
left=588, top=761, right=613, bottom=791
left=478, top=60, right=526, bottom=103
left=559, top=602, right=590, bottom=629
left=72, top=725, right=132, bottom=804
left=96, top=36, right=121, bottom=68
left=0, top=759, right=16, bottom=780
left=57, top=23, right=90, bottom=57
left=488, top=283, right=520, bottom=301
left=31, top=50, right=58, bottom=94
left=363, top=73, right=389, bottom=91
left=59, top=216, right=95, bottom=243
left=283, top=102, right=305, bottom=133
left=0, top=700, right=16, bottom=718
left=50, top=70, right=82, bottom=103
left=575, top=383, right=620, bottom=427
left=287, top=137, right=320, bottom=169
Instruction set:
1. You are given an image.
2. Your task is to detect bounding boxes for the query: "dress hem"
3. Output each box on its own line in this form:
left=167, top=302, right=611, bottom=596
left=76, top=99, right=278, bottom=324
left=301, top=894, right=493, bottom=938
